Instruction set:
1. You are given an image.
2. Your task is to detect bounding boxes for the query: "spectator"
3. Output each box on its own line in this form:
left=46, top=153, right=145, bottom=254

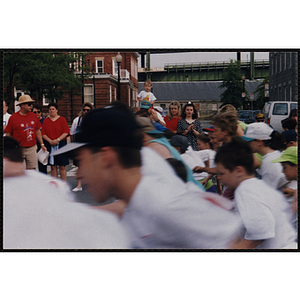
left=242, top=122, right=287, bottom=190
left=163, top=100, right=182, bottom=133
left=42, top=102, right=70, bottom=181
left=289, top=108, right=298, bottom=123
left=137, top=102, right=166, bottom=128
left=137, top=79, right=156, bottom=109
left=5, top=95, right=47, bottom=170
left=32, top=104, right=47, bottom=174
left=152, top=106, right=166, bottom=126
left=3, top=100, right=11, bottom=134
left=135, top=108, right=173, bottom=137
left=52, top=103, right=243, bottom=249
left=70, top=102, right=94, bottom=191
left=177, top=101, right=202, bottom=151
left=255, top=113, right=265, bottom=123
left=3, top=136, right=129, bottom=249
left=215, top=137, right=296, bottom=249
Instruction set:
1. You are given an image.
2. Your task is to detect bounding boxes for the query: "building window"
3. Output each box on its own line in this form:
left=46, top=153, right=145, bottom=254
left=110, top=85, right=112, bottom=103
left=131, top=58, right=138, bottom=79
left=84, top=84, right=94, bottom=104
left=96, top=60, right=104, bottom=73
left=113, top=59, right=118, bottom=76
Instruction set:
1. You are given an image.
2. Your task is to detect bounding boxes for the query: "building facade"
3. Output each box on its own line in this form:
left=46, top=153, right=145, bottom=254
left=269, top=52, right=298, bottom=102
left=27, top=52, right=140, bottom=123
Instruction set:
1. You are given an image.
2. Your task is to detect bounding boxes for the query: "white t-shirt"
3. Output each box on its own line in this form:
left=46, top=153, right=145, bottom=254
left=70, top=116, right=81, bottom=136
left=257, top=151, right=288, bottom=189
left=3, top=112, right=11, bottom=126
left=180, top=147, right=209, bottom=181
left=138, top=90, right=156, bottom=104
left=234, top=178, right=296, bottom=249
left=4, top=170, right=129, bottom=249
left=120, top=147, right=243, bottom=249
left=3, top=112, right=11, bottom=136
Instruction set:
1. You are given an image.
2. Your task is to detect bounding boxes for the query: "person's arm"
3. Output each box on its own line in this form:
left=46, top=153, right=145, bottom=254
left=192, top=120, right=202, bottom=136
left=216, top=177, right=223, bottom=195
left=232, top=238, right=264, bottom=249
left=94, top=200, right=127, bottom=218
left=193, top=166, right=217, bottom=175
left=36, top=129, right=47, bottom=151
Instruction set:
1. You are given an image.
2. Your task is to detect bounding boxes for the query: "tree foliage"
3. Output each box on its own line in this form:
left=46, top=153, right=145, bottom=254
left=253, top=75, right=269, bottom=110
left=4, top=52, right=90, bottom=108
left=219, top=60, right=248, bottom=110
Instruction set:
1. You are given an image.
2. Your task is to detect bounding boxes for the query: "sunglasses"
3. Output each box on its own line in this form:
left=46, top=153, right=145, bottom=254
left=33, top=111, right=41, bottom=114
left=83, top=109, right=90, bottom=112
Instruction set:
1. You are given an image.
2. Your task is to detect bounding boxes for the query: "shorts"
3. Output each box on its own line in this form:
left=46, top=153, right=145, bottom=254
left=22, top=145, right=38, bottom=169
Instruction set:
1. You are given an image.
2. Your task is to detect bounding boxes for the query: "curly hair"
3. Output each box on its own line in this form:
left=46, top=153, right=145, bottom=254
left=181, top=102, right=198, bottom=120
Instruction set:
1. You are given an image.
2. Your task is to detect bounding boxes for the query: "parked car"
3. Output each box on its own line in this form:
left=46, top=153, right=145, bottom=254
left=238, top=110, right=261, bottom=124
left=262, top=101, right=298, bottom=132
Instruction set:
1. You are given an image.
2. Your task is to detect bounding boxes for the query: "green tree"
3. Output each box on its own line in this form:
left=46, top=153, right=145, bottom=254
left=219, top=60, right=248, bottom=110
left=254, top=76, right=269, bottom=110
left=4, top=52, right=90, bottom=107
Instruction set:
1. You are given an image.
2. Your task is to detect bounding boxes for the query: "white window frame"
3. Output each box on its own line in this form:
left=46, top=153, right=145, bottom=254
left=96, top=59, right=104, bottom=73
left=112, top=59, right=118, bottom=76
left=110, top=85, right=112, bottom=103
left=84, top=84, right=94, bottom=105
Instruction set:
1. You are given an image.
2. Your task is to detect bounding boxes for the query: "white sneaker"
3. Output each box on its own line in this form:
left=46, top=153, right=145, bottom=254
left=72, top=187, right=82, bottom=192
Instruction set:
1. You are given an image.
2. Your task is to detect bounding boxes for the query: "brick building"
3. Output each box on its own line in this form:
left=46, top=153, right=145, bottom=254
left=37, top=51, right=139, bottom=123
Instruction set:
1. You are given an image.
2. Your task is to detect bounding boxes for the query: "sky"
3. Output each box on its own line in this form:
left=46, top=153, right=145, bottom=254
left=138, top=51, right=269, bottom=68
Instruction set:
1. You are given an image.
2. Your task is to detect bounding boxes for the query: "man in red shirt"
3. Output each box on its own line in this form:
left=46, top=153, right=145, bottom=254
left=5, top=95, right=47, bottom=170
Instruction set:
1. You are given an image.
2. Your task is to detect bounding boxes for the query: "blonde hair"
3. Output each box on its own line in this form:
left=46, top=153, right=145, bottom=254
left=219, top=104, right=237, bottom=113
left=167, top=101, right=181, bottom=121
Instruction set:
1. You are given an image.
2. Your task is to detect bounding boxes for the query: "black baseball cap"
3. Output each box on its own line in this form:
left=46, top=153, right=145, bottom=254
left=51, top=104, right=143, bottom=157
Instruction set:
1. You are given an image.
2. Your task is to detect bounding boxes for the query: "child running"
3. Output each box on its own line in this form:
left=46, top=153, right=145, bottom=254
left=215, top=137, right=296, bottom=249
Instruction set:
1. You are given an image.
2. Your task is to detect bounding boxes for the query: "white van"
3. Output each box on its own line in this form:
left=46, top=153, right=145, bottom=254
left=262, top=101, right=298, bottom=132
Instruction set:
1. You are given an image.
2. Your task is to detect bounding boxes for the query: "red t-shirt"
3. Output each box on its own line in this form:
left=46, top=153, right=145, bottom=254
left=42, top=116, right=70, bottom=140
left=5, top=112, right=42, bottom=147
left=163, top=116, right=182, bottom=132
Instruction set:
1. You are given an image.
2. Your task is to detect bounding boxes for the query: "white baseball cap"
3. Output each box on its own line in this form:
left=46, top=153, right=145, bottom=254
left=242, top=123, right=274, bottom=141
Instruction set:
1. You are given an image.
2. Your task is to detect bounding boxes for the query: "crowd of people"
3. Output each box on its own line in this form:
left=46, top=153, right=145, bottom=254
left=3, top=85, right=298, bottom=250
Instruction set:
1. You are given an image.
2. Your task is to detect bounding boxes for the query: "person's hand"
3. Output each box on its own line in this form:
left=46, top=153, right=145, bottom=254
left=41, top=144, right=47, bottom=152
left=149, top=109, right=159, bottom=122
left=193, top=166, right=205, bottom=173
left=282, top=187, right=296, bottom=198
left=188, top=124, right=194, bottom=131
left=50, top=139, right=59, bottom=146
left=202, top=178, right=208, bottom=187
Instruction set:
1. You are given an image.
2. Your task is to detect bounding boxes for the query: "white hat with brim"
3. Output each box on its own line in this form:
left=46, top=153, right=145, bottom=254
left=17, top=95, right=35, bottom=105
left=242, top=122, right=274, bottom=141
